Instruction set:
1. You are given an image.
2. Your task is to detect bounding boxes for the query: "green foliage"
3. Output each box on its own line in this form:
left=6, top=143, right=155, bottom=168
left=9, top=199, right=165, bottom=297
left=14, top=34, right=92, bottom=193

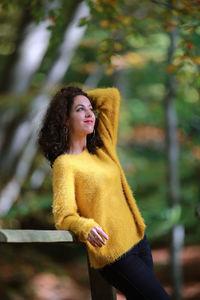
left=4, top=195, right=51, bottom=220
left=0, top=0, right=60, bottom=23
left=80, top=0, right=161, bottom=64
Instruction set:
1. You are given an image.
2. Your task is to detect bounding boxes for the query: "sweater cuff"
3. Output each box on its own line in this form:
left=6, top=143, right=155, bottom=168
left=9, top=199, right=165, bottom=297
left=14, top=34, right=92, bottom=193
left=78, top=218, right=100, bottom=243
left=60, top=216, right=100, bottom=243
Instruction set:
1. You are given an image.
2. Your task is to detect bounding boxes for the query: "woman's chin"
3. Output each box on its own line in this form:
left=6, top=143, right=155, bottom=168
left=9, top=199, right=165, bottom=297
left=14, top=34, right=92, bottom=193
left=87, top=131, right=94, bottom=135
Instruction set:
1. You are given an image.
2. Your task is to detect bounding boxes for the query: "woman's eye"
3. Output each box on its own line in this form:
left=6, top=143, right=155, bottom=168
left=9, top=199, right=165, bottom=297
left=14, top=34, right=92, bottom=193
left=77, top=107, right=94, bottom=112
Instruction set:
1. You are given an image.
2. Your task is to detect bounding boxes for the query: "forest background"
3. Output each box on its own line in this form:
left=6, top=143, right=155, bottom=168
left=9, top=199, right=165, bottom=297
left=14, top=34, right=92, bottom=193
left=0, top=0, right=199, bottom=299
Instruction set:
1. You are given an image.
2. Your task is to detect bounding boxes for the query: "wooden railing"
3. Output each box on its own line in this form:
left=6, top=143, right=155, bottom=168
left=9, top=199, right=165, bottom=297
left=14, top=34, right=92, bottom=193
left=0, top=229, right=116, bottom=300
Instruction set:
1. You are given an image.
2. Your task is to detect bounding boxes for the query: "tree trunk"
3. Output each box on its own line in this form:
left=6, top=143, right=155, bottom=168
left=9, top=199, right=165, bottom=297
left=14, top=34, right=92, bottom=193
left=164, top=2, right=184, bottom=299
left=0, top=8, right=32, bottom=92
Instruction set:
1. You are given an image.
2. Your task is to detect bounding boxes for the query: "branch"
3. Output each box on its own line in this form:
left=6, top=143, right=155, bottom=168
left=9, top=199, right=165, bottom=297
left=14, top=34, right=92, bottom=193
left=151, top=0, right=176, bottom=9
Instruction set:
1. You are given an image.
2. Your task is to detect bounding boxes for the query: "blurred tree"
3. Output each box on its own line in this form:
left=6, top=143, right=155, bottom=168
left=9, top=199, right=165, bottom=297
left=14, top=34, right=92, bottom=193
left=81, top=0, right=200, bottom=76
left=0, top=0, right=90, bottom=221
left=164, top=1, right=183, bottom=299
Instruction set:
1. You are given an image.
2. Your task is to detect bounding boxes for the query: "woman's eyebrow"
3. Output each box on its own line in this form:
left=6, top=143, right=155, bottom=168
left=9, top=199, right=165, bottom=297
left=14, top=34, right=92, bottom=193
left=75, top=104, right=93, bottom=109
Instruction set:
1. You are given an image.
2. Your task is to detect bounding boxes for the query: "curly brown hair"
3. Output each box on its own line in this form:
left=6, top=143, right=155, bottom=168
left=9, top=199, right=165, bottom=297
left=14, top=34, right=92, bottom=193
left=38, top=86, right=103, bottom=167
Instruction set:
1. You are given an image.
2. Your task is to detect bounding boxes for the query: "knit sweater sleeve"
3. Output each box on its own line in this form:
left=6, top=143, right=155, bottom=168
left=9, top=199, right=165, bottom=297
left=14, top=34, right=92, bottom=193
left=87, top=87, right=120, bottom=148
left=52, top=156, right=100, bottom=242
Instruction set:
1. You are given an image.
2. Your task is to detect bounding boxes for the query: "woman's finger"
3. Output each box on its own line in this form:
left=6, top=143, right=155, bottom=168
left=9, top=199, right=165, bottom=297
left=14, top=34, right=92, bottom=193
left=95, top=226, right=109, bottom=240
left=88, top=236, right=101, bottom=247
left=90, top=233, right=103, bottom=247
left=94, top=231, right=106, bottom=245
left=90, top=228, right=107, bottom=245
left=89, top=239, right=97, bottom=247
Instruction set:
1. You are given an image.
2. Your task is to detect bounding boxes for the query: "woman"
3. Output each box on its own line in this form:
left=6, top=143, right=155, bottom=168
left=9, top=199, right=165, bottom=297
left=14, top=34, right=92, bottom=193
left=38, top=86, right=171, bottom=299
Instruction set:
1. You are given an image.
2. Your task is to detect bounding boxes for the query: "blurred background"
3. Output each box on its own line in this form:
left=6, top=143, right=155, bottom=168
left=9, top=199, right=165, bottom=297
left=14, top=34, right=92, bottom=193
left=0, top=0, right=199, bottom=299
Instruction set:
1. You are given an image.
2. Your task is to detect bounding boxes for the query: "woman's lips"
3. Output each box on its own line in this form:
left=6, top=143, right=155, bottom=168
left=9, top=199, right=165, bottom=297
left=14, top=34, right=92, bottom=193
left=84, top=120, right=93, bottom=123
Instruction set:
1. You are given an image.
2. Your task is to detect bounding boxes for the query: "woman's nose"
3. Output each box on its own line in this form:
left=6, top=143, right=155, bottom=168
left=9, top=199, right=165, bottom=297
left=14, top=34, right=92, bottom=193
left=86, top=109, right=93, bottom=117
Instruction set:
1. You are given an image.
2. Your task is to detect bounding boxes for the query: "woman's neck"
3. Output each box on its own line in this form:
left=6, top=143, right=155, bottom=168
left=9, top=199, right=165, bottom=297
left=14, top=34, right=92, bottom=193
left=66, top=135, right=87, bottom=154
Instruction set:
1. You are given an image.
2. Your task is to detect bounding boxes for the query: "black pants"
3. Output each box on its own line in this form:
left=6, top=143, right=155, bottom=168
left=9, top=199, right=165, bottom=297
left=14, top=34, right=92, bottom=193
left=99, top=233, right=171, bottom=300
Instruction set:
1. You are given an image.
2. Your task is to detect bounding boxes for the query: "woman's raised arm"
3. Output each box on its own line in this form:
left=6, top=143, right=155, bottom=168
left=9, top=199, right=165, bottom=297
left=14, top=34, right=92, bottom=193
left=87, top=87, right=120, bottom=149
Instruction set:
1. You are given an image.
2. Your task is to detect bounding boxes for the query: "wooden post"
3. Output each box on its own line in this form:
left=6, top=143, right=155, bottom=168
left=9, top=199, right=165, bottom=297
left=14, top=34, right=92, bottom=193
left=0, top=229, right=117, bottom=300
left=86, top=251, right=117, bottom=300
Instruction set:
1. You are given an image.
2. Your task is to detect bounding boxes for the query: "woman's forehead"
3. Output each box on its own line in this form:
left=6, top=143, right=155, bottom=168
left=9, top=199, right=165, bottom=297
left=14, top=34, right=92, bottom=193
left=73, top=95, right=92, bottom=106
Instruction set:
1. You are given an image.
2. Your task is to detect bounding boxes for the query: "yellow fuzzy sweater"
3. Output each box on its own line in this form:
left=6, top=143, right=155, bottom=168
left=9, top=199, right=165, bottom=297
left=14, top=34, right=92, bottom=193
left=52, top=87, right=146, bottom=269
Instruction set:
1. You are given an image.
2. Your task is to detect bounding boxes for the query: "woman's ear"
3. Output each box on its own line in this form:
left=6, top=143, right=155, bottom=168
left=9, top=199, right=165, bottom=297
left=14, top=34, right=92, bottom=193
left=66, top=119, right=70, bottom=127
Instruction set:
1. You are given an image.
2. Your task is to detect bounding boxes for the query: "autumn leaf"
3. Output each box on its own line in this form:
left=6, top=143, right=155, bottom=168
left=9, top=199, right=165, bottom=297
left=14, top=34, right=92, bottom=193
left=166, top=64, right=176, bottom=73
left=186, top=42, right=194, bottom=50
left=191, top=56, right=200, bottom=64
left=100, top=20, right=109, bottom=28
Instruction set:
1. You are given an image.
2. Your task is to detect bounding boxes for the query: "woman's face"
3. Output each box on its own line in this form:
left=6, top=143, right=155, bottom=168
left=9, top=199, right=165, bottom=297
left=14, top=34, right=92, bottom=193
left=66, top=95, right=96, bottom=136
